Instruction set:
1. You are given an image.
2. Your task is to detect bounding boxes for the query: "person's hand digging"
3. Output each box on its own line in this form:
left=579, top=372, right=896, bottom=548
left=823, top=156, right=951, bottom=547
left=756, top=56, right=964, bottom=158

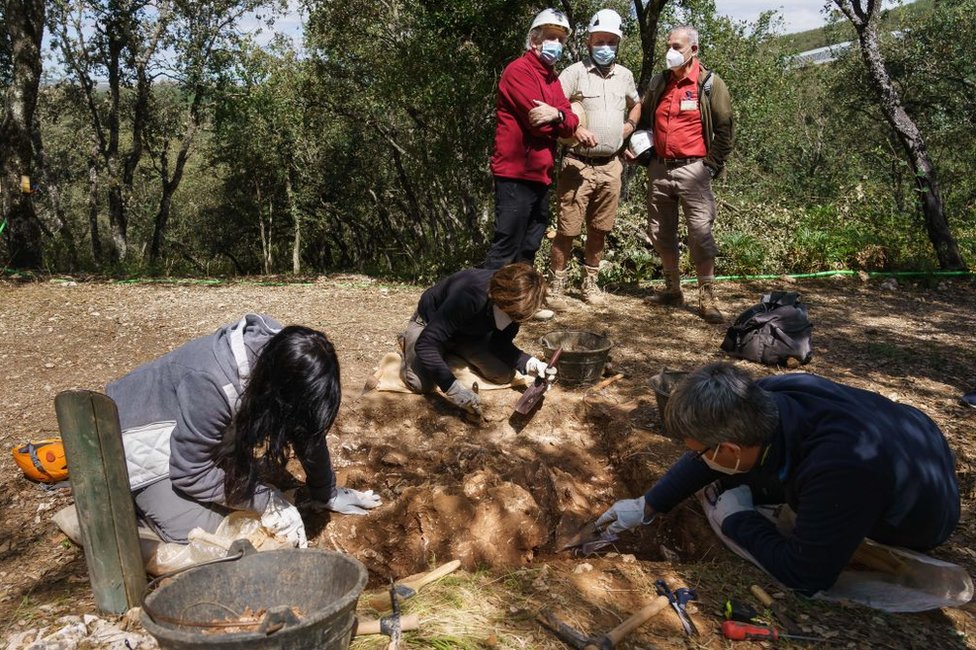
left=326, top=487, right=382, bottom=516
left=594, top=497, right=653, bottom=536
left=261, top=489, right=308, bottom=547
left=445, top=380, right=482, bottom=416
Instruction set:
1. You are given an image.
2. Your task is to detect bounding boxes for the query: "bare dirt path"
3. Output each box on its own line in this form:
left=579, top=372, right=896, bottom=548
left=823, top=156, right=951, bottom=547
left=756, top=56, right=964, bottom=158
left=1, top=274, right=974, bottom=648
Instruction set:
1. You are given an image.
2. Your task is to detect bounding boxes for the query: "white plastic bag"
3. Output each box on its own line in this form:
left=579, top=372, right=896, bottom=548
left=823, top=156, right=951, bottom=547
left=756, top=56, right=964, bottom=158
left=146, top=511, right=290, bottom=575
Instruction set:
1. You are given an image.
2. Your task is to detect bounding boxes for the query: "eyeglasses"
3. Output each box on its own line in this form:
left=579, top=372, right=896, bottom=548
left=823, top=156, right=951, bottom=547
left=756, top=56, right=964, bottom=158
left=692, top=447, right=711, bottom=461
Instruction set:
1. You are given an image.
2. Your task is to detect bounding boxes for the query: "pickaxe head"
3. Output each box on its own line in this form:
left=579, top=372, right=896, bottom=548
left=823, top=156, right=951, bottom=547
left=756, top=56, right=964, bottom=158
left=536, top=610, right=613, bottom=650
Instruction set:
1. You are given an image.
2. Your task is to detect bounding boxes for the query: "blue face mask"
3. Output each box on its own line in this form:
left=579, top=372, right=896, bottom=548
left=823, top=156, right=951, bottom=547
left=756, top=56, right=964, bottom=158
left=591, top=45, right=617, bottom=66
left=539, top=40, right=563, bottom=66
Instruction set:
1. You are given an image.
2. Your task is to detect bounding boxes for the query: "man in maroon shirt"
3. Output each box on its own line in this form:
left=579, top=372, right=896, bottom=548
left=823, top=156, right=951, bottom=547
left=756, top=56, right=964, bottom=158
left=640, top=25, right=733, bottom=323
left=483, top=9, right=580, bottom=272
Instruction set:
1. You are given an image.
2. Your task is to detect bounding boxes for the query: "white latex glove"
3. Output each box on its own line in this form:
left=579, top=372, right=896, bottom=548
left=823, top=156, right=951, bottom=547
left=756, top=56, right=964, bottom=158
left=445, top=380, right=482, bottom=415
left=594, top=497, right=647, bottom=536
left=260, top=490, right=307, bottom=548
left=327, top=486, right=383, bottom=516
left=525, top=356, right=558, bottom=381
left=713, top=485, right=754, bottom=525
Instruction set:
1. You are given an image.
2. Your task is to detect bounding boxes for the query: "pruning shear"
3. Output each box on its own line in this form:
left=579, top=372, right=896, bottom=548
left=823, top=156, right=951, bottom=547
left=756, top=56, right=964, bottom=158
left=656, top=579, right=699, bottom=636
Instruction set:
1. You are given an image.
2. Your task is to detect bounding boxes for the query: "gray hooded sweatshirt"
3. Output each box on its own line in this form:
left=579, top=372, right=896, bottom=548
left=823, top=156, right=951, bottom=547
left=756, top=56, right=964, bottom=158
left=106, top=314, right=336, bottom=514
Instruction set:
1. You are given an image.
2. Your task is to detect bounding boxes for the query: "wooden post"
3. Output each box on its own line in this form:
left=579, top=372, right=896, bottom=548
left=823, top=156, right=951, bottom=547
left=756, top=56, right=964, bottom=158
left=54, top=390, right=146, bottom=614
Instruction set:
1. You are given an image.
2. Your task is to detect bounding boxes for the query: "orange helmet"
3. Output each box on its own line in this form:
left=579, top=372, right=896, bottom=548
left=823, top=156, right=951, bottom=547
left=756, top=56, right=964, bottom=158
left=12, top=439, right=69, bottom=483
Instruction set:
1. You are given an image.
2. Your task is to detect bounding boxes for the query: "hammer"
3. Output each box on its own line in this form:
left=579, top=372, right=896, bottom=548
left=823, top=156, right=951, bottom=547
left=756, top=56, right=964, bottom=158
left=537, top=595, right=670, bottom=649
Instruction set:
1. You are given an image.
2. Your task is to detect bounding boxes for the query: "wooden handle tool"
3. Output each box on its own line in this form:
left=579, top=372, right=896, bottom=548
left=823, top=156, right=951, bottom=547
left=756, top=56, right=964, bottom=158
left=750, top=585, right=800, bottom=635
left=355, top=614, right=420, bottom=636
left=363, top=560, right=461, bottom=612
left=595, top=595, right=671, bottom=648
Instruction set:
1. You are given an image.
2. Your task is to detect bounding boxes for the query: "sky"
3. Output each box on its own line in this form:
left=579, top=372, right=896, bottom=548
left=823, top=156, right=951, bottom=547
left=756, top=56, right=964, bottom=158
left=251, top=1, right=907, bottom=49
left=713, top=1, right=833, bottom=33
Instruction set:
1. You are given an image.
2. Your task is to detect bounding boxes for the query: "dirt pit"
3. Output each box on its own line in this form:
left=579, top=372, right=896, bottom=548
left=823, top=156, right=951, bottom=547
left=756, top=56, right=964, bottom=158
left=308, top=383, right=721, bottom=585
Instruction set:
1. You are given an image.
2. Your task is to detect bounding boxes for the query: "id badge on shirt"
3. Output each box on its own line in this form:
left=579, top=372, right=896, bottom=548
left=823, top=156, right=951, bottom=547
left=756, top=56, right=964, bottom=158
left=680, top=99, right=698, bottom=111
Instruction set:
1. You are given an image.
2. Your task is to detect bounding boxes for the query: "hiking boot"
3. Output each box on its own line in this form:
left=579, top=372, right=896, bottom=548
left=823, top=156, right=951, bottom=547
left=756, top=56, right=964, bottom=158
left=581, top=265, right=605, bottom=306
left=698, top=283, right=724, bottom=323
left=647, top=273, right=684, bottom=307
left=546, top=269, right=570, bottom=311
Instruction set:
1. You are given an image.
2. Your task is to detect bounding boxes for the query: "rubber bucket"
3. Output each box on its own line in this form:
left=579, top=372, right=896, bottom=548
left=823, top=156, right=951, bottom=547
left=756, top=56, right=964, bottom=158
left=540, top=330, right=613, bottom=385
left=141, top=546, right=367, bottom=650
left=649, top=368, right=689, bottom=423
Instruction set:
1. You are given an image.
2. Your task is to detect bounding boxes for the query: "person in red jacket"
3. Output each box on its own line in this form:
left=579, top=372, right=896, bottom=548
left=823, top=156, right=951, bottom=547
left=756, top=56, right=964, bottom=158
left=483, top=8, right=582, bottom=272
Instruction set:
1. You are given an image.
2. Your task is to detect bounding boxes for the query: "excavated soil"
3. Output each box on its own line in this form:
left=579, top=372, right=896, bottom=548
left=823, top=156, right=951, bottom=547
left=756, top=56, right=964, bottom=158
left=1, top=274, right=975, bottom=648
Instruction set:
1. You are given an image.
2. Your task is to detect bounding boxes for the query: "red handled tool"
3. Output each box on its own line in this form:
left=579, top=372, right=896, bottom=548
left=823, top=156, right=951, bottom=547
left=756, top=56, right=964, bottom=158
left=721, top=620, right=825, bottom=643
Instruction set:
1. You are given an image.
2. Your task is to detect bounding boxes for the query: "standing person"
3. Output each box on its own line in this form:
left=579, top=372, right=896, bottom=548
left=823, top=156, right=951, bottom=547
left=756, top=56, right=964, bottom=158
left=483, top=8, right=580, bottom=272
left=107, top=314, right=382, bottom=547
left=548, top=9, right=641, bottom=308
left=399, top=263, right=555, bottom=417
left=595, top=363, right=960, bottom=595
left=641, top=25, right=733, bottom=323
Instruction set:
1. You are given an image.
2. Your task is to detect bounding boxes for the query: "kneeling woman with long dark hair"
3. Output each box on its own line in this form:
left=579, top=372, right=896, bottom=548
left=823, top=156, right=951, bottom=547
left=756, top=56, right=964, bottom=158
left=107, top=314, right=380, bottom=547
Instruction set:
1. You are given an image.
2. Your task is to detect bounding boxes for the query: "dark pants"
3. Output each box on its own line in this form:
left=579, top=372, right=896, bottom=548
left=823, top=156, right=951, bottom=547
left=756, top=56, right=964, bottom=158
left=399, top=319, right=514, bottom=393
left=483, top=176, right=550, bottom=269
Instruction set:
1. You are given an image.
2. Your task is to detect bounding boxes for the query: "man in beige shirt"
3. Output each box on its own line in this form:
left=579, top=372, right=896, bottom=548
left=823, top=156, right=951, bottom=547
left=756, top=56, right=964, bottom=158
left=548, top=9, right=641, bottom=308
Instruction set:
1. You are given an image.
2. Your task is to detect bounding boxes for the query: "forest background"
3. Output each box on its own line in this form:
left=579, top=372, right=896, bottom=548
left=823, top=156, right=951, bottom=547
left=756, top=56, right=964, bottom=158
left=0, top=0, right=973, bottom=283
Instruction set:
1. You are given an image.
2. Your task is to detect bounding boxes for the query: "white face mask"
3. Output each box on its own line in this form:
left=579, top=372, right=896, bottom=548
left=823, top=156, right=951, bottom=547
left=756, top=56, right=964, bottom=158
left=702, top=447, right=746, bottom=475
left=666, top=47, right=687, bottom=70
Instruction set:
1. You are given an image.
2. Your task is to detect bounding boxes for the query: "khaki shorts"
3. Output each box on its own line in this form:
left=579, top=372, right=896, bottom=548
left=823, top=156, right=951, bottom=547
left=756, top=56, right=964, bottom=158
left=556, top=156, right=623, bottom=237
left=645, top=158, right=718, bottom=263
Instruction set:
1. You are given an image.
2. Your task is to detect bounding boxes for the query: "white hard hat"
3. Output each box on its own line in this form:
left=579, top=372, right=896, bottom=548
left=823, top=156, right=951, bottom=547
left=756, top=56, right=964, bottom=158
left=629, top=129, right=654, bottom=165
left=588, top=9, right=623, bottom=38
left=530, top=8, right=571, bottom=35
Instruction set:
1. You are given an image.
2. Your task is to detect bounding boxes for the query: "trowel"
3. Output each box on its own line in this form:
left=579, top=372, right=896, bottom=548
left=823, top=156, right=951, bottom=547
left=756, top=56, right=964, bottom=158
left=559, top=519, right=620, bottom=556
left=513, top=347, right=562, bottom=415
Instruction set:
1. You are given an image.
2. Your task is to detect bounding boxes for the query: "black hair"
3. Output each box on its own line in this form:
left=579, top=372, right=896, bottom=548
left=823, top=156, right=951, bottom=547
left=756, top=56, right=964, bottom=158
left=219, top=325, right=341, bottom=506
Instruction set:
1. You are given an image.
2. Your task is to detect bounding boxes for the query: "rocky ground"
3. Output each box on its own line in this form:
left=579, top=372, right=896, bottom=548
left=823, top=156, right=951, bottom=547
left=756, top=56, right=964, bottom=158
left=1, top=273, right=974, bottom=649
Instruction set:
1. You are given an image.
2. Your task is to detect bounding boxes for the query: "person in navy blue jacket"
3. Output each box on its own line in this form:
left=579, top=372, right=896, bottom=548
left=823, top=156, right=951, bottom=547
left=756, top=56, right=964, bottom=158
left=595, top=362, right=960, bottom=595
left=399, top=263, right=555, bottom=416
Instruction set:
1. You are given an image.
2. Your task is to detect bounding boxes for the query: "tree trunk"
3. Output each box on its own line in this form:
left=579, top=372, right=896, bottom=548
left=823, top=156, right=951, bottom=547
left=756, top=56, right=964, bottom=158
left=633, top=0, right=669, bottom=93
left=105, top=35, right=127, bottom=260
left=0, top=0, right=45, bottom=269
left=87, top=148, right=103, bottom=263
left=836, top=0, right=967, bottom=270
left=285, top=171, right=301, bottom=275
left=31, top=117, right=78, bottom=268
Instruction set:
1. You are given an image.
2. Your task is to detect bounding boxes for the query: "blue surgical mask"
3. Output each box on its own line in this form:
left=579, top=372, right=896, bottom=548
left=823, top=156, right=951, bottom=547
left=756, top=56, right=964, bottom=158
left=591, top=45, right=617, bottom=66
left=540, top=40, right=563, bottom=66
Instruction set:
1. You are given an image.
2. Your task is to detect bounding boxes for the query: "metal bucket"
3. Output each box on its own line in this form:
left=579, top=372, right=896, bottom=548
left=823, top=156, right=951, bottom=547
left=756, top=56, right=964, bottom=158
left=141, top=545, right=367, bottom=650
left=649, top=367, right=689, bottom=424
left=540, top=331, right=613, bottom=385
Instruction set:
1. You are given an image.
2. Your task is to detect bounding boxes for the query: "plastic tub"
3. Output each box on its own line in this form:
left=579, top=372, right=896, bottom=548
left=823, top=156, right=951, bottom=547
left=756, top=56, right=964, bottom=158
left=141, top=546, right=367, bottom=650
left=540, top=331, right=613, bottom=385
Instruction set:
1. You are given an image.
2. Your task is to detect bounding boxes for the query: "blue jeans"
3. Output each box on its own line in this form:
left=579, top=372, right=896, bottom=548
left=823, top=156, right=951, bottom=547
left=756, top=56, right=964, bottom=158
left=483, top=177, right=550, bottom=269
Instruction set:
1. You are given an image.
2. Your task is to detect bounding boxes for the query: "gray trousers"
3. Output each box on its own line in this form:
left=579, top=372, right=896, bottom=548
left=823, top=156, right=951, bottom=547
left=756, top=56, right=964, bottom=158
left=399, top=319, right=515, bottom=393
left=134, top=477, right=232, bottom=544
